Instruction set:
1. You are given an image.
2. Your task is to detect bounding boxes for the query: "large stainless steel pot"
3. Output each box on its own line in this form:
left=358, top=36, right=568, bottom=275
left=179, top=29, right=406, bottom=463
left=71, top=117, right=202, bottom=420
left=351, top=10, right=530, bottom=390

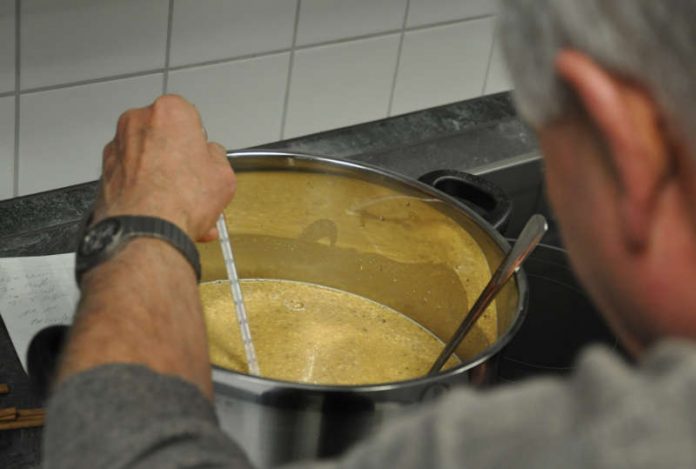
left=199, top=151, right=529, bottom=468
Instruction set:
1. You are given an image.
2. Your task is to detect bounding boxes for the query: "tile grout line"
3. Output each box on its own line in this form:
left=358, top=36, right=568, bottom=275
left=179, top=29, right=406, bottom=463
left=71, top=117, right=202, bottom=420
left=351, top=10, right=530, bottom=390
left=162, top=0, right=175, bottom=93
left=20, top=69, right=167, bottom=95
left=12, top=0, right=20, bottom=198
left=279, top=0, right=302, bottom=141
left=481, top=23, right=498, bottom=96
left=407, top=13, right=493, bottom=33
left=13, top=14, right=497, bottom=99
left=167, top=47, right=292, bottom=72
left=387, top=0, right=411, bottom=117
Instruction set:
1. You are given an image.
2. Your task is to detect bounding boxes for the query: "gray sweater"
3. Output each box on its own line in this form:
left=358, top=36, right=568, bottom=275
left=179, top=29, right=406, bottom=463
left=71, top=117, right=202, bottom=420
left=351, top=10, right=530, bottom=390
left=43, top=341, right=696, bottom=468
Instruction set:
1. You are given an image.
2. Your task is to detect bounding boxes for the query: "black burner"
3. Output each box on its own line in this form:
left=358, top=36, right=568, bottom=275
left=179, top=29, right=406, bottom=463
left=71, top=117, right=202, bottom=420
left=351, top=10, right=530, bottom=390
left=476, top=158, right=628, bottom=383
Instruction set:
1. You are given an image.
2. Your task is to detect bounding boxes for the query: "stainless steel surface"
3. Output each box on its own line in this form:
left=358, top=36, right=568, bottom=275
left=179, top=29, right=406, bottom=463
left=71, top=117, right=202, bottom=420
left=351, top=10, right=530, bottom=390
left=216, top=213, right=260, bottom=376
left=199, top=150, right=529, bottom=468
left=428, top=214, right=547, bottom=375
left=468, top=151, right=542, bottom=177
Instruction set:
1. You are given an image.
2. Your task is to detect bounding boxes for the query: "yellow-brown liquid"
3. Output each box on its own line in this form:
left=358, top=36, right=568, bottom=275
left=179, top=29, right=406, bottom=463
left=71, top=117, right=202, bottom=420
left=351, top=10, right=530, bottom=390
left=202, top=279, right=461, bottom=385
left=198, top=171, right=500, bottom=361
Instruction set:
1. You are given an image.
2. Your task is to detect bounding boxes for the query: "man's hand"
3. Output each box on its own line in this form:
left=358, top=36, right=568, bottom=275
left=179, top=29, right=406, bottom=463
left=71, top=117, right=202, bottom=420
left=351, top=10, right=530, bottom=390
left=55, top=95, right=234, bottom=397
left=93, top=94, right=235, bottom=242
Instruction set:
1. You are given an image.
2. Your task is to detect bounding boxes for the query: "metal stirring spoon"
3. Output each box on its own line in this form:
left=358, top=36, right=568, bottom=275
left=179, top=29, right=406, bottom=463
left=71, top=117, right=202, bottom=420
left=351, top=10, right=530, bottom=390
left=216, top=213, right=261, bottom=376
left=427, top=214, right=548, bottom=376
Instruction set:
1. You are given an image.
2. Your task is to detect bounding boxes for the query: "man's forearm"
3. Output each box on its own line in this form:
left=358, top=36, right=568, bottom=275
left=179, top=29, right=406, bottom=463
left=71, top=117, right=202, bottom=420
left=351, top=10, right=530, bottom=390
left=56, top=238, right=213, bottom=398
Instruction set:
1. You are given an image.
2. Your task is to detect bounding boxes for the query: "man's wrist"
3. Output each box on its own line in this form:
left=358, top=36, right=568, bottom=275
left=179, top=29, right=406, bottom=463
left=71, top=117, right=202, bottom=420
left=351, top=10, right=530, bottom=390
left=92, top=200, right=197, bottom=241
left=80, top=237, right=197, bottom=289
left=76, top=215, right=202, bottom=286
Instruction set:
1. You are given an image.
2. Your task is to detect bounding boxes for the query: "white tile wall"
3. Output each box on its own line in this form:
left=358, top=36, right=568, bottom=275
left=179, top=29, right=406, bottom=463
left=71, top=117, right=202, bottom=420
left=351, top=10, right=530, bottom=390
left=21, top=0, right=168, bottom=89
left=407, top=0, right=497, bottom=27
left=2, top=1, right=509, bottom=200
left=391, top=17, right=495, bottom=116
left=0, top=97, right=14, bottom=200
left=18, top=75, right=162, bottom=196
left=168, top=53, right=290, bottom=149
left=285, top=35, right=400, bottom=138
left=170, top=0, right=296, bottom=67
left=0, top=0, right=14, bottom=94
left=485, top=38, right=512, bottom=94
left=296, top=0, right=406, bottom=46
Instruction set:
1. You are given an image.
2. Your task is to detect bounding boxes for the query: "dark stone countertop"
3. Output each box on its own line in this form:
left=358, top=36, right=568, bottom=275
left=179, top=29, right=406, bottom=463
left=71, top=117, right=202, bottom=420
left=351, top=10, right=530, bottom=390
left=0, top=92, right=537, bottom=468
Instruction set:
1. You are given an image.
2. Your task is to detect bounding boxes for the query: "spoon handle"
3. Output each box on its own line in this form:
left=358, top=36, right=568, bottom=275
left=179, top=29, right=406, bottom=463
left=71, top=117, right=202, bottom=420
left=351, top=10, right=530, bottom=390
left=427, top=214, right=548, bottom=376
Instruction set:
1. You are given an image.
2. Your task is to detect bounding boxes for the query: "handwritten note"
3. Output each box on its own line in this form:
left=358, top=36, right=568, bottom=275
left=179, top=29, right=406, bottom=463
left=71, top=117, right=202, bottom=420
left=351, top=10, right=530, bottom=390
left=0, top=253, right=78, bottom=371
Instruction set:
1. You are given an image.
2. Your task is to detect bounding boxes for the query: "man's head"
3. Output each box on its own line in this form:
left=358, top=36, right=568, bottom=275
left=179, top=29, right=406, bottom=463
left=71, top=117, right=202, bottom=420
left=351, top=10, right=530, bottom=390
left=498, top=0, right=696, bottom=354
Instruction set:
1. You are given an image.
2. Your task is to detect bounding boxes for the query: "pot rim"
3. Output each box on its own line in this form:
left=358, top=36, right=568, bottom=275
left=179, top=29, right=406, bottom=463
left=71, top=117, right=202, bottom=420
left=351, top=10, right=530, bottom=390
left=210, top=149, right=529, bottom=394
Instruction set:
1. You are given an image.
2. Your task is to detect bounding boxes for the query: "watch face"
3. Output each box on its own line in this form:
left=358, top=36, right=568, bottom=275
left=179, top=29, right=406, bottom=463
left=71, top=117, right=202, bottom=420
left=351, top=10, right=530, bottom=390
left=79, top=219, right=122, bottom=256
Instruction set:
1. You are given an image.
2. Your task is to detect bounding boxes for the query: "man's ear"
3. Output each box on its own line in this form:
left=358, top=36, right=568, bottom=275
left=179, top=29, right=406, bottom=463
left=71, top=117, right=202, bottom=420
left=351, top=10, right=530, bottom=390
left=555, top=50, right=671, bottom=251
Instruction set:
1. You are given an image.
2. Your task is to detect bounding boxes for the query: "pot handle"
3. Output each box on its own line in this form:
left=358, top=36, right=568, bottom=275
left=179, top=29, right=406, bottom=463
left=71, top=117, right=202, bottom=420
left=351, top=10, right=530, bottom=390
left=27, top=325, right=69, bottom=400
left=418, top=169, right=512, bottom=232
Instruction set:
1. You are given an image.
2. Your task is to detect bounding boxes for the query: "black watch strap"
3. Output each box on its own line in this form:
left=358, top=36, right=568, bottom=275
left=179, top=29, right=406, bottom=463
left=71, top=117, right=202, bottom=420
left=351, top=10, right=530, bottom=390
left=75, top=215, right=201, bottom=285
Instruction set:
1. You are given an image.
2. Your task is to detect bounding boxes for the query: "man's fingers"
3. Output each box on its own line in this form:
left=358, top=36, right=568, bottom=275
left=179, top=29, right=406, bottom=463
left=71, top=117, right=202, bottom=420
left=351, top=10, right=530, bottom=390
left=114, top=106, right=152, bottom=157
left=102, top=140, right=115, bottom=164
left=150, top=94, right=202, bottom=132
left=101, top=140, right=119, bottom=181
left=197, top=226, right=219, bottom=243
left=208, top=141, right=232, bottom=173
left=208, top=141, right=236, bottom=202
left=208, top=141, right=227, bottom=159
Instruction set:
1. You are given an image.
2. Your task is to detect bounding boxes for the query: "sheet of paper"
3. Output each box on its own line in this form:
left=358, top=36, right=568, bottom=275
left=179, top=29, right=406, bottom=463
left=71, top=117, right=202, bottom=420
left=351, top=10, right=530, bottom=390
left=0, top=253, right=78, bottom=371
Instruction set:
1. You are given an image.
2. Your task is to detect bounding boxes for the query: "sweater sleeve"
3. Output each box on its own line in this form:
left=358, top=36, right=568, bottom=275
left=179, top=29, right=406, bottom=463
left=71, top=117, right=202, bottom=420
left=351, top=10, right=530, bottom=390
left=43, top=364, right=253, bottom=469
left=286, top=341, right=696, bottom=469
left=43, top=361, right=580, bottom=469
left=44, top=342, right=696, bottom=469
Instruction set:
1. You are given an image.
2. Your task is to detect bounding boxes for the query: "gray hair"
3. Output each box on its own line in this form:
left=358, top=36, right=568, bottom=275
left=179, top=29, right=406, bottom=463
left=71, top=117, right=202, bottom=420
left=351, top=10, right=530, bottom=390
left=498, top=0, right=696, bottom=141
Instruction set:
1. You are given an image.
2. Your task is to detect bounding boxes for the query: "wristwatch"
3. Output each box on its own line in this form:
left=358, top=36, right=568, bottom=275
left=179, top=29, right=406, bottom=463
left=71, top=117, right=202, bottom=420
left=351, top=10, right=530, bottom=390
left=75, top=215, right=201, bottom=285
